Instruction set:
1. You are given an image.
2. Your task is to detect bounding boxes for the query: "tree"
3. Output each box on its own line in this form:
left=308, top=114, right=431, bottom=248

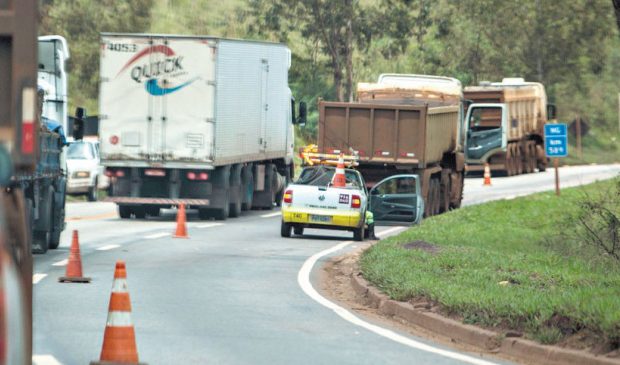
left=40, top=0, right=153, bottom=113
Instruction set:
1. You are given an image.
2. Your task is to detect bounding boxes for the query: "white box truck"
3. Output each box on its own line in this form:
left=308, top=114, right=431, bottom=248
left=99, top=34, right=305, bottom=220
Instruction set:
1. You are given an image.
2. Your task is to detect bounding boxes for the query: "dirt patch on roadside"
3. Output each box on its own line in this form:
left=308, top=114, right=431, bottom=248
left=402, top=240, right=441, bottom=254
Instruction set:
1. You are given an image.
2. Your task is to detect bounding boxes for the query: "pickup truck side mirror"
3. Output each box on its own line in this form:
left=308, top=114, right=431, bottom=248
left=297, top=102, right=307, bottom=126
left=73, top=107, right=85, bottom=141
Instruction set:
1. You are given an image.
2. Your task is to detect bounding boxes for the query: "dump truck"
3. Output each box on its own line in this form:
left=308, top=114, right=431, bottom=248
left=463, top=78, right=554, bottom=175
left=100, top=34, right=305, bottom=220
left=318, top=74, right=467, bottom=217
left=0, top=1, right=38, bottom=362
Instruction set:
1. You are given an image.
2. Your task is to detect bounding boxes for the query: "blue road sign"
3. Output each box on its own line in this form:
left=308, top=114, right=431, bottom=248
left=544, top=123, right=568, bottom=157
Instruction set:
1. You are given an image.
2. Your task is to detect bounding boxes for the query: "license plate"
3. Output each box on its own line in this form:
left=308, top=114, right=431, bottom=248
left=310, top=214, right=332, bottom=223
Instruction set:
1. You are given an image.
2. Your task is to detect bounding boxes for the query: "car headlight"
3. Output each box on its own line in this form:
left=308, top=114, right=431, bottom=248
left=72, top=171, right=90, bottom=178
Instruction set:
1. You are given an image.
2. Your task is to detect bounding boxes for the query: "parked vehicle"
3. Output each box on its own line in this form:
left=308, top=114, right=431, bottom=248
left=317, top=74, right=473, bottom=218
left=0, top=2, right=39, bottom=361
left=66, top=139, right=107, bottom=201
left=281, top=162, right=423, bottom=241
left=99, top=34, right=305, bottom=220
left=463, top=78, right=555, bottom=175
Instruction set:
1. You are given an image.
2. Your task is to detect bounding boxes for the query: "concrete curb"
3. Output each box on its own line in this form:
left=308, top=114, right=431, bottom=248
left=351, top=273, right=620, bottom=365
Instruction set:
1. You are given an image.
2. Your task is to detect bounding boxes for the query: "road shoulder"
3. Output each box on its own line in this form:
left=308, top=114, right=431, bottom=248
left=318, top=243, right=620, bottom=365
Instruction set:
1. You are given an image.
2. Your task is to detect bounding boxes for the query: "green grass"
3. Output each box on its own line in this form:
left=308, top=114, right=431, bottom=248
left=361, top=178, right=620, bottom=345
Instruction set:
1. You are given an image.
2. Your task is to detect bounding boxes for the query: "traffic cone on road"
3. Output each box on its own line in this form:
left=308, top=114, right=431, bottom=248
left=173, top=203, right=188, bottom=239
left=332, top=153, right=346, bottom=188
left=483, top=163, right=492, bottom=186
left=58, top=230, right=91, bottom=283
left=90, top=261, right=146, bottom=365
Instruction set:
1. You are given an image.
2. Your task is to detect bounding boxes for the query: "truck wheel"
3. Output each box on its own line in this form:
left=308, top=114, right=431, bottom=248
left=146, top=206, right=160, bottom=217
left=293, top=226, right=304, bottom=236
left=353, top=225, right=365, bottom=242
left=198, top=208, right=212, bottom=220
left=133, top=206, right=146, bottom=219
left=32, top=187, right=54, bottom=254
left=118, top=205, right=131, bottom=219
left=280, top=221, right=292, bottom=238
left=241, top=173, right=254, bottom=211
left=229, top=189, right=242, bottom=218
left=214, top=190, right=230, bottom=221
left=87, top=178, right=98, bottom=202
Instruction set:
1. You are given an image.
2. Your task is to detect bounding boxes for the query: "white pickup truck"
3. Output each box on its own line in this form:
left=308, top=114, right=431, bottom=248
left=281, top=165, right=424, bottom=240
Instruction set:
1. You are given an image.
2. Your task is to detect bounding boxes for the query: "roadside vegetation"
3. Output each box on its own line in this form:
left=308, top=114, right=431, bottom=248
left=361, top=178, right=620, bottom=350
left=40, top=0, right=620, bottom=162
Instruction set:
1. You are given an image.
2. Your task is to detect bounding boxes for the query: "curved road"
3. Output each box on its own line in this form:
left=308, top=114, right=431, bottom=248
left=32, top=164, right=620, bottom=364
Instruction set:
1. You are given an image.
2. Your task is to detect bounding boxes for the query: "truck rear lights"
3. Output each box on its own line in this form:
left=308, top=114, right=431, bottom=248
left=109, top=135, right=119, bottom=145
left=351, top=194, right=361, bottom=208
left=283, top=190, right=293, bottom=204
left=375, top=150, right=390, bottom=156
left=400, top=152, right=415, bottom=157
left=329, top=149, right=341, bottom=154
left=21, top=87, right=36, bottom=154
left=186, top=171, right=209, bottom=181
left=145, top=169, right=165, bottom=177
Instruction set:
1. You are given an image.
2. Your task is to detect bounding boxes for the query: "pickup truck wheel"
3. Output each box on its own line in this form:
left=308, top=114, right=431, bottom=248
left=353, top=225, right=365, bottom=242
left=87, top=178, right=98, bottom=201
left=293, top=226, right=304, bottom=236
left=280, top=221, right=292, bottom=238
left=118, top=205, right=131, bottom=219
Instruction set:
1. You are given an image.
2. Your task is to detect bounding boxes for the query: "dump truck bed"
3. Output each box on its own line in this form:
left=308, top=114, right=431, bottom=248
left=318, top=101, right=460, bottom=168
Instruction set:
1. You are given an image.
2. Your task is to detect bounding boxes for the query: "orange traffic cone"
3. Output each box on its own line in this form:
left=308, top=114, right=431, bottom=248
left=332, top=153, right=346, bottom=188
left=59, top=230, right=91, bottom=283
left=173, top=204, right=188, bottom=238
left=483, top=163, right=492, bottom=186
left=91, top=261, right=146, bottom=365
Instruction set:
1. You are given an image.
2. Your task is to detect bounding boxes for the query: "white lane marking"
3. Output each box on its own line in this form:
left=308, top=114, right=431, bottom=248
left=51, top=259, right=68, bottom=267
left=145, top=232, right=169, bottom=239
left=196, top=222, right=224, bottom=228
left=32, top=273, right=47, bottom=284
left=97, top=244, right=120, bottom=251
left=297, top=226, right=498, bottom=365
left=261, top=212, right=281, bottom=218
left=33, top=355, right=63, bottom=365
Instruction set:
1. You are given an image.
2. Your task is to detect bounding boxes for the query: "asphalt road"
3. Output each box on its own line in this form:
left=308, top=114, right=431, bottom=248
left=32, top=164, right=620, bottom=365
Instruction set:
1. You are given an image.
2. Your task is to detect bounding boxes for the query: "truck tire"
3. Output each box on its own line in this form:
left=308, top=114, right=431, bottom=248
left=48, top=188, right=61, bottom=250
left=353, top=225, right=365, bottom=242
left=214, top=189, right=230, bottom=221
left=133, top=206, right=146, bottom=219
left=241, top=169, right=254, bottom=211
left=118, top=205, right=131, bottom=219
left=146, top=206, right=160, bottom=217
left=229, top=197, right=241, bottom=218
left=280, top=221, right=292, bottom=238
left=32, top=188, right=54, bottom=254
left=293, top=226, right=304, bottom=236
left=87, top=178, right=98, bottom=202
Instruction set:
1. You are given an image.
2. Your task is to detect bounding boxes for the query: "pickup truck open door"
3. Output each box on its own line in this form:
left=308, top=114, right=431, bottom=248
left=369, top=174, right=423, bottom=225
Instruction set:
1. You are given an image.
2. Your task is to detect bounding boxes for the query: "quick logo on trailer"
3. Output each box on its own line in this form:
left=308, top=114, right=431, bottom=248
left=114, top=44, right=198, bottom=96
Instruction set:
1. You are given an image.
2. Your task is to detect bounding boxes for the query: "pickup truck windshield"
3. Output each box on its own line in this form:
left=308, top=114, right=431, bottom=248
left=296, top=166, right=362, bottom=189
left=67, top=142, right=94, bottom=160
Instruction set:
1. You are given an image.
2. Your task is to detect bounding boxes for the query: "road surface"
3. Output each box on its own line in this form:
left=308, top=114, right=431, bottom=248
left=32, top=164, right=620, bottom=364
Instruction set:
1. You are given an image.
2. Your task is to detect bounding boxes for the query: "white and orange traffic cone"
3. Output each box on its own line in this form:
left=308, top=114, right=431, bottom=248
left=91, top=261, right=146, bottom=365
left=59, top=230, right=91, bottom=283
left=483, top=163, right=492, bottom=186
left=173, top=204, right=188, bottom=239
left=332, top=153, right=346, bottom=188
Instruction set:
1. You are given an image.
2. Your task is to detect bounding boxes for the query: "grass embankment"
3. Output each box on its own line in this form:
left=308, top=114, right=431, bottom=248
left=361, top=178, right=620, bottom=348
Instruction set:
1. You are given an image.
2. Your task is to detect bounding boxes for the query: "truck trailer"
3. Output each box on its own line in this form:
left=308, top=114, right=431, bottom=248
left=318, top=74, right=467, bottom=217
left=99, top=34, right=303, bottom=220
left=464, top=78, right=553, bottom=175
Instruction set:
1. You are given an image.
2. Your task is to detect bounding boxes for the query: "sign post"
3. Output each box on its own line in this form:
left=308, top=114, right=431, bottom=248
left=544, top=123, right=568, bottom=196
